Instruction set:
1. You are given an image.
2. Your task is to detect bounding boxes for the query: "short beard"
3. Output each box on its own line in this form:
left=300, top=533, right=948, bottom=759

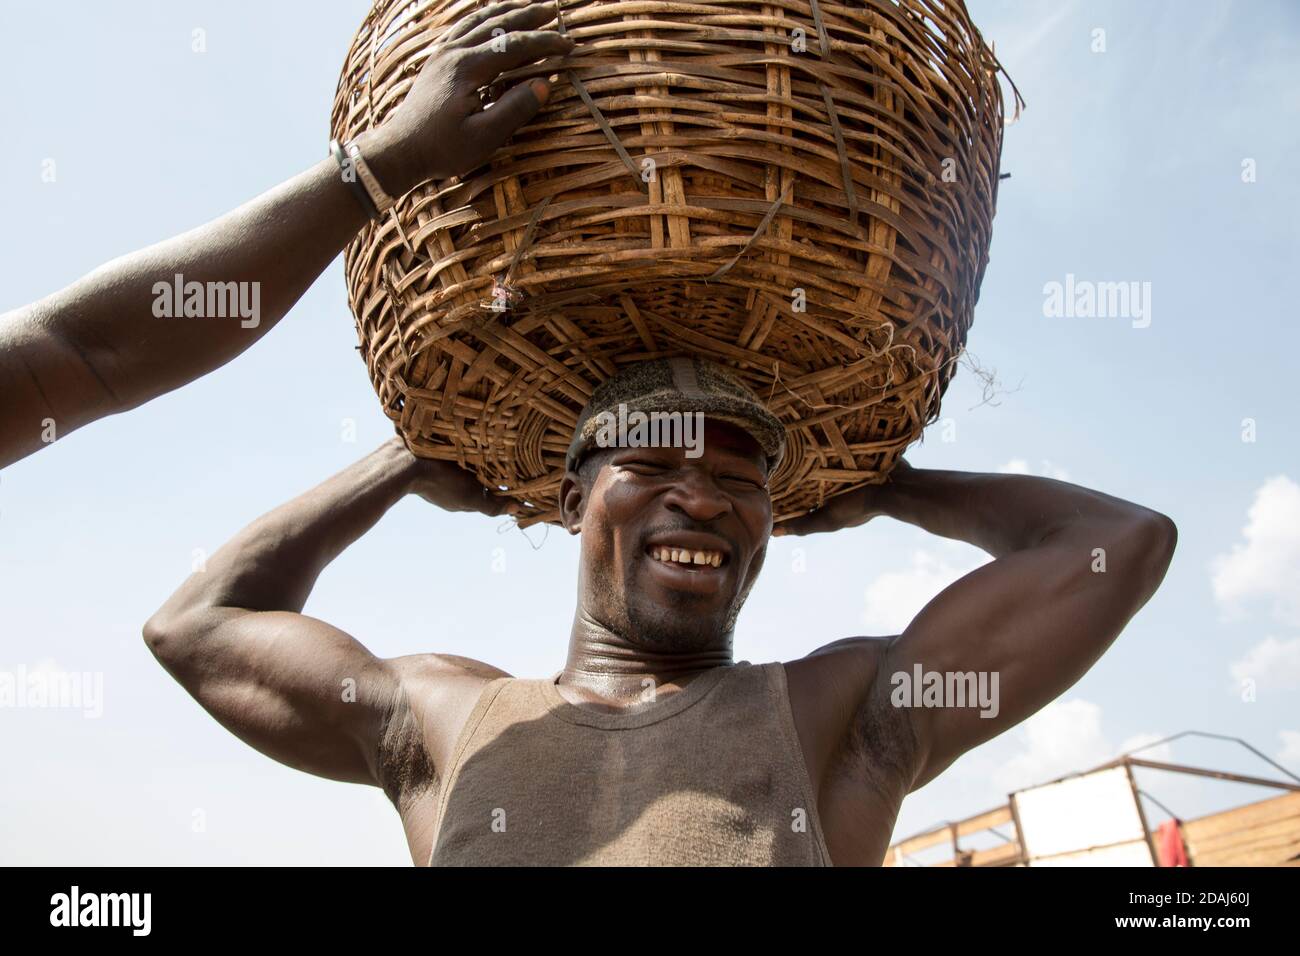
left=597, top=567, right=759, bottom=652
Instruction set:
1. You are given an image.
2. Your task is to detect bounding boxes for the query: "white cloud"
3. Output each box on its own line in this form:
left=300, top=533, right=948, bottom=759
left=1278, top=731, right=1300, bottom=770
left=1211, top=475, right=1300, bottom=625
left=862, top=549, right=985, bottom=633
left=993, top=699, right=1113, bottom=792
left=992, top=699, right=1167, bottom=794
left=998, top=459, right=1071, bottom=481
left=1228, top=636, right=1300, bottom=693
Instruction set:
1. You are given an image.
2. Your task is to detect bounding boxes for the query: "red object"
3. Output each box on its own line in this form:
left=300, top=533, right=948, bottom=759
left=1156, top=819, right=1189, bottom=867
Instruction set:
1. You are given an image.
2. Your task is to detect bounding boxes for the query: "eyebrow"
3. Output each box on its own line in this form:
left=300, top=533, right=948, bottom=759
left=613, top=445, right=765, bottom=472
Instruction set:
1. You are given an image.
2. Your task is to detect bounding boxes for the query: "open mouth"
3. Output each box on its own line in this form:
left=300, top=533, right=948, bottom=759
left=644, top=544, right=729, bottom=571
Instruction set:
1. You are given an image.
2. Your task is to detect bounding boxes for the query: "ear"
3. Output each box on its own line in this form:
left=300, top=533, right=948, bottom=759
left=559, top=471, right=584, bottom=535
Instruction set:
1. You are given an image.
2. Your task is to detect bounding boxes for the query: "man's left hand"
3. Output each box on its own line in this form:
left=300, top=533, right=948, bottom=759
left=772, top=459, right=913, bottom=537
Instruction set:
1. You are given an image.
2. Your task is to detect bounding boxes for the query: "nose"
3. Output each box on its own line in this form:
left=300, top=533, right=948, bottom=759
left=661, top=467, right=732, bottom=523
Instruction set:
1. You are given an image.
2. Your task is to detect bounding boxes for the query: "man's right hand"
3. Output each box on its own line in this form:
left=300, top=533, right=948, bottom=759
left=395, top=439, right=520, bottom=517
left=362, top=0, right=576, bottom=194
left=0, top=2, right=575, bottom=470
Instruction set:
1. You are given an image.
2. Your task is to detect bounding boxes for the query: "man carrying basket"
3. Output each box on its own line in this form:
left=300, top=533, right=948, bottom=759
left=144, top=355, right=1176, bottom=865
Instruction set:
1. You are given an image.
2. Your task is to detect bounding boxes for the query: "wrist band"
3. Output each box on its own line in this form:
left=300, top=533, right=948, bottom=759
left=330, top=138, right=379, bottom=220
left=344, top=140, right=397, bottom=215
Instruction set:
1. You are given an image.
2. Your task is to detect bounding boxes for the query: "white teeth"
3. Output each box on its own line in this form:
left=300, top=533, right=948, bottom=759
left=692, top=551, right=707, bottom=565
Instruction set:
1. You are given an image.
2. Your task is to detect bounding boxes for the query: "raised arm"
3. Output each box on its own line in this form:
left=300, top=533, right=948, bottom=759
left=777, top=463, right=1177, bottom=791
left=143, top=439, right=513, bottom=789
left=0, top=1, right=573, bottom=468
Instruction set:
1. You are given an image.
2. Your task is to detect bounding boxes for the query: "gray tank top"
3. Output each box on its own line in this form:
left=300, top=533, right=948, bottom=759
left=427, top=661, right=832, bottom=866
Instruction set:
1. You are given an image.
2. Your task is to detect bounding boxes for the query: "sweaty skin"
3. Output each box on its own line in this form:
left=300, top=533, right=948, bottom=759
left=144, top=421, right=1177, bottom=866
left=0, top=1, right=574, bottom=469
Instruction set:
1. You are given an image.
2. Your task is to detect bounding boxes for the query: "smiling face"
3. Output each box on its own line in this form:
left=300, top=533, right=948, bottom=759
left=560, top=418, right=774, bottom=652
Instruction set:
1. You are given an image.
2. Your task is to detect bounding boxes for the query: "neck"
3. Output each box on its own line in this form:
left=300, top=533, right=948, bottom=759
left=560, top=606, right=734, bottom=699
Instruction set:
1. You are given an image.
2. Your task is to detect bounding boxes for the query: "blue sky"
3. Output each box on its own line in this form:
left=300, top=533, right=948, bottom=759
left=1, top=0, right=1297, bottom=864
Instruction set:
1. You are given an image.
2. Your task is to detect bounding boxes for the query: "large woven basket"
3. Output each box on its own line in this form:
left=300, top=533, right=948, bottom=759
left=330, top=0, right=1016, bottom=528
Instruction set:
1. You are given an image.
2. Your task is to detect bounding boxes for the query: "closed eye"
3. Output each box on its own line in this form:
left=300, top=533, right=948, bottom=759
left=620, top=459, right=670, bottom=474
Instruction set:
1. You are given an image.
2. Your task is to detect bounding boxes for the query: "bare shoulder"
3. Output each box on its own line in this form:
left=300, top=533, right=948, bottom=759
left=386, top=652, right=512, bottom=686
left=784, top=636, right=918, bottom=800
left=803, top=634, right=896, bottom=663
left=377, top=653, right=512, bottom=803
left=787, top=635, right=895, bottom=704
left=782, top=638, right=895, bottom=781
left=782, top=637, right=917, bottom=864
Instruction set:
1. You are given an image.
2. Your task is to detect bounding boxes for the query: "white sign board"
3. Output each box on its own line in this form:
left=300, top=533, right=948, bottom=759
left=1012, top=766, right=1153, bottom=867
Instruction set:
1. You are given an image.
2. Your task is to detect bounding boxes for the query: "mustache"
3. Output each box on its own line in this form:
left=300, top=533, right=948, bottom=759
left=639, top=522, right=737, bottom=554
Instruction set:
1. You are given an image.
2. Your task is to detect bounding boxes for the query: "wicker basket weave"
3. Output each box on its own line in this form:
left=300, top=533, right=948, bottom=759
left=330, top=0, right=1016, bottom=528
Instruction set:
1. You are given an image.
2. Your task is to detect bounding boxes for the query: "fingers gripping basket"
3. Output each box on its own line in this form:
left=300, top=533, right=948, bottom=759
left=330, top=0, right=1015, bottom=528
